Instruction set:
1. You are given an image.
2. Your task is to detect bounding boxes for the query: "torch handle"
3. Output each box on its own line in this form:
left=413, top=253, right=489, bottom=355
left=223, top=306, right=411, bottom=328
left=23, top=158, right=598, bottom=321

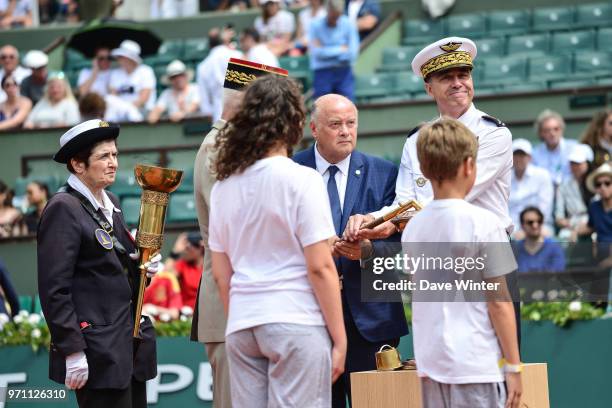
left=133, top=248, right=154, bottom=338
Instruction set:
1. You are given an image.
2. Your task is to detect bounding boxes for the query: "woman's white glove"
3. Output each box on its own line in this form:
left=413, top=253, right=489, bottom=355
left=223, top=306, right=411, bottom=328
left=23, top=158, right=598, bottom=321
left=65, top=351, right=88, bottom=389
left=129, top=252, right=163, bottom=278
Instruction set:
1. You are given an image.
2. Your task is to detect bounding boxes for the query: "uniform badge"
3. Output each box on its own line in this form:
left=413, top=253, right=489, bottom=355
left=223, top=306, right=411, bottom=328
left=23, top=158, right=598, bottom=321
left=95, top=228, right=113, bottom=250
left=416, top=177, right=427, bottom=187
left=440, top=42, right=462, bottom=52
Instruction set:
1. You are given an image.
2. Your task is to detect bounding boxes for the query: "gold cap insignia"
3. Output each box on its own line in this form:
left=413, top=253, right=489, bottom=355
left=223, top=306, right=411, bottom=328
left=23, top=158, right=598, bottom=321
left=440, top=42, right=462, bottom=52
left=99, top=120, right=110, bottom=128
left=416, top=177, right=427, bottom=187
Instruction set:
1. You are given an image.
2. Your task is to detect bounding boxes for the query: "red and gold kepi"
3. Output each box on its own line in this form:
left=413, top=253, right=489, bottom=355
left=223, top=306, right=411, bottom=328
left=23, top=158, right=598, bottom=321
left=223, top=58, right=289, bottom=90
left=411, top=36, right=477, bottom=79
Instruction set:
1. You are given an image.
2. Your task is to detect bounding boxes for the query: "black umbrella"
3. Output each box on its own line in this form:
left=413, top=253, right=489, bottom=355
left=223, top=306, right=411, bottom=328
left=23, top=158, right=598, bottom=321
left=66, top=18, right=162, bottom=58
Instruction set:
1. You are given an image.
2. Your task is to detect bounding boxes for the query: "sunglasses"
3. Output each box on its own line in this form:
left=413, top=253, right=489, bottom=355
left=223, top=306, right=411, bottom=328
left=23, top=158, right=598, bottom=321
left=524, top=219, right=542, bottom=226
left=0, top=54, right=16, bottom=60
left=595, top=180, right=612, bottom=189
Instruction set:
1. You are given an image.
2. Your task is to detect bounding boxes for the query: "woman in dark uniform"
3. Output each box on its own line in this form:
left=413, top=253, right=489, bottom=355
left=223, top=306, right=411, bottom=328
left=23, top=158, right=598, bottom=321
left=37, top=119, right=161, bottom=408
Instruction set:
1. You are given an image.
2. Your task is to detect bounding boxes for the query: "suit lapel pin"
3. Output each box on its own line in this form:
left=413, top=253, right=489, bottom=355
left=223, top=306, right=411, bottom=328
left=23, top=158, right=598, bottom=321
left=355, top=169, right=361, bottom=176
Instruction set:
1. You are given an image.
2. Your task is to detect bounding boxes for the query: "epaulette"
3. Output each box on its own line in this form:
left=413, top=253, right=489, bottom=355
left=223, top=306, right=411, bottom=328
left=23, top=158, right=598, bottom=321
left=482, top=115, right=505, bottom=127
left=407, top=124, right=423, bottom=138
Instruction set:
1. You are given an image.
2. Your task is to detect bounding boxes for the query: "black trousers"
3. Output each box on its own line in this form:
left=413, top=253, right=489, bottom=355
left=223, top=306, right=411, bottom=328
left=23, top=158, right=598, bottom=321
left=332, top=291, right=400, bottom=408
left=75, top=379, right=147, bottom=408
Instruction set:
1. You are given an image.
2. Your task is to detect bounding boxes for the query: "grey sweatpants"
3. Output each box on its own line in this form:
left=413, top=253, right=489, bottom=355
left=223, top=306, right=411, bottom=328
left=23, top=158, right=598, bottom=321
left=226, top=323, right=332, bottom=408
left=421, top=377, right=506, bottom=408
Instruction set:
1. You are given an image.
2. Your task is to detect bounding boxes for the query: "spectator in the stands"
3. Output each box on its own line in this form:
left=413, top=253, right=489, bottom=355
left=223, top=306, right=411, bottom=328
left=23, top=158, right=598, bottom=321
left=531, top=109, right=578, bottom=187
left=0, top=45, right=30, bottom=102
left=555, top=144, right=593, bottom=242
left=309, top=0, right=359, bottom=101
left=20, top=50, right=48, bottom=106
left=0, top=258, right=19, bottom=318
left=584, top=163, right=612, bottom=244
left=109, top=39, right=157, bottom=112
left=150, top=0, right=198, bottom=18
left=24, top=72, right=79, bottom=129
left=78, top=92, right=143, bottom=123
left=15, top=181, right=49, bottom=235
left=509, top=138, right=554, bottom=237
left=0, top=180, right=20, bottom=238
left=77, top=47, right=112, bottom=97
left=346, top=0, right=380, bottom=40
left=580, top=109, right=612, bottom=173
left=239, top=27, right=279, bottom=67
left=166, top=232, right=204, bottom=310
left=148, top=60, right=200, bottom=124
left=515, top=206, right=565, bottom=273
left=58, top=0, right=79, bottom=23
left=254, top=0, right=296, bottom=56
left=0, top=0, right=33, bottom=28
left=38, top=0, right=60, bottom=25
left=295, top=0, right=326, bottom=52
left=143, top=268, right=183, bottom=321
left=197, top=26, right=242, bottom=121
left=0, top=73, right=32, bottom=130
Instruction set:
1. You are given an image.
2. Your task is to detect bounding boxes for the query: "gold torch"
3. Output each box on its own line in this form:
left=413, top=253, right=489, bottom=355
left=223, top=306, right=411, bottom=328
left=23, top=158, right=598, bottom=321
left=132, top=164, right=183, bottom=338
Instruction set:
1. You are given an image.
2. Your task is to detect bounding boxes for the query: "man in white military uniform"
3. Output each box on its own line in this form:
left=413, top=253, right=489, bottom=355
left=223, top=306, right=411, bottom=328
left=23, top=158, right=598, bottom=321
left=345, top=36, right=512, bottom=238
left=344, top=37, right=520, bottom=344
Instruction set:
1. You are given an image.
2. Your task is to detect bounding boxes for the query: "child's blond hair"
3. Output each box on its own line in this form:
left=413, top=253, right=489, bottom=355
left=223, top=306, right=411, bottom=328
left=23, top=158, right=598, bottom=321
left=417, top=118, right=478, bottom=183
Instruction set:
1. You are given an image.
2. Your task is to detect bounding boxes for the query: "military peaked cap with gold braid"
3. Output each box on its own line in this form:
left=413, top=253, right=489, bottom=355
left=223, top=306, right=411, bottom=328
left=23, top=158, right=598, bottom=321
left=411, top=37, right=477, bottom=79
left=223, top=58, right=288, bottom=90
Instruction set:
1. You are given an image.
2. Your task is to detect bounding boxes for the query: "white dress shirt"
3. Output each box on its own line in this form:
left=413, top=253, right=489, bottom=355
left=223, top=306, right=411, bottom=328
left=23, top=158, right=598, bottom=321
left=509, top=164, right=554, bottom=229
left=246, top=44, right=279, bottom=68
left=374, top=103, right=514, bottom=231
left=67, top=174, right=121, bottom=227
left=314, top=144, right=351, bottom=212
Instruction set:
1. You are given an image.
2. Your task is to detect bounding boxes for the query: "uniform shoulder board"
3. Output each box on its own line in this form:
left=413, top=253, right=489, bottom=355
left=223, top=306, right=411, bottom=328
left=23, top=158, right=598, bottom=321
left=481, top=115, right=506, bottom=127
left=407, top=124, right=423, bottom=138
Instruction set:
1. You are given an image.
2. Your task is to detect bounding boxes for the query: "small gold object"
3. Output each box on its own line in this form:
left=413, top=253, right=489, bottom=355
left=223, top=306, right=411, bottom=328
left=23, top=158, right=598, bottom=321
left=361, top=200, right=422, bottom=230
left=99, top=120, right=109, bottom=127
left=440, top=41, right=462, bottom=52
left=416, top=177, right=427, bottom=187
left=132, top=164, right=183, bottom=338
left=375, top=344, right=402, bottom=371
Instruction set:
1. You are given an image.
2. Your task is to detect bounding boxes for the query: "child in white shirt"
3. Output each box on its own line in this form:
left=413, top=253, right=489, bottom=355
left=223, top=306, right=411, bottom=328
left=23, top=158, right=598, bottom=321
left=403, top=118, right=522, bottom=408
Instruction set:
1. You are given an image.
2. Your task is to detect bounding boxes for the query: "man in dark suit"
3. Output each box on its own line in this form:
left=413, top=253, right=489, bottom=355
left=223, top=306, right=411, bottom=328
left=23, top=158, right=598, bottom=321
left=293, top=94, right=408, bottom=407
left=38, top=120, right=160, bottom=408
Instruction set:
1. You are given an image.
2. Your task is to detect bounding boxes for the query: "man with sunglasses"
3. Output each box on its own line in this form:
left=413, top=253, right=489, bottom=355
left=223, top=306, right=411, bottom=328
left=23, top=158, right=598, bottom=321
left=0, top=44, right=30, bottom=102
left=515, top=206, right=565, bottom=274
left=582, top=163, right=612, bottom=249
left=78, top=47, right=113, bottom=97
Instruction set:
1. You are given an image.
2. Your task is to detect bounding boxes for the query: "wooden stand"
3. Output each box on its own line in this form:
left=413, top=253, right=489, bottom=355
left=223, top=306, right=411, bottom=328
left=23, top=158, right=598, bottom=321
left=351, top=363, right=549, bottom=408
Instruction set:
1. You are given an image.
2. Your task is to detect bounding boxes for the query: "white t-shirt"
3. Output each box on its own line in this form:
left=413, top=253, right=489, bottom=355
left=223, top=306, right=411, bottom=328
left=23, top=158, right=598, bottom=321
left=402, top=199, right=517, bottom=384
left=246, top=44, right=279, bottom=68
left=77, top=68, right=112, bottom=96
left=27, top=98, right=80, bottom=128
left=196, top=45, right=243, bottom=121
left=254, top=9, right=296, bottom=41
left=103, top=94, right=143, bottom=123
left=108, top=64, right=156, bottom=110
left=209, top=156, right=336, bottom=336
left=155, top=83, right=200, bottom=115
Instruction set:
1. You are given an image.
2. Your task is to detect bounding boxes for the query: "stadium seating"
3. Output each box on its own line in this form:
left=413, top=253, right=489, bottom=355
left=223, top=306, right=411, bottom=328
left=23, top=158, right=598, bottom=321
left=388, top=2, right=612, bottom=98
left=120, top=196, right=141, bottom=226
left=168, top=193, right=197, bottom=222
left=108, top=171, right=140, bottom=197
